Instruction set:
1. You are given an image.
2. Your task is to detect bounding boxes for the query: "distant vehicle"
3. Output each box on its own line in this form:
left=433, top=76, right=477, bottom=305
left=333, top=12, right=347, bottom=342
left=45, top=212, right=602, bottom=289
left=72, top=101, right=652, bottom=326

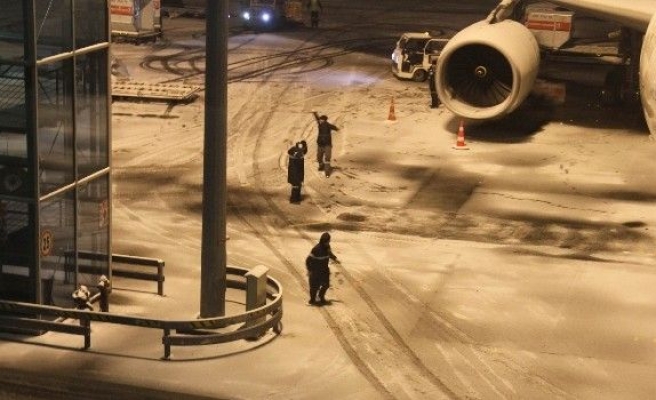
left=240, top=0, right=303, bottom=31
left=391, top=32, right=449, bottom=82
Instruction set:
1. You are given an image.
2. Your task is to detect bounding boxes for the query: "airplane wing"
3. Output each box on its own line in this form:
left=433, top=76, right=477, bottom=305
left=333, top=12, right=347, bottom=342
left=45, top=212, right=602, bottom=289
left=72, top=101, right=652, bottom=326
left=547, top=0, right=656, bottom=32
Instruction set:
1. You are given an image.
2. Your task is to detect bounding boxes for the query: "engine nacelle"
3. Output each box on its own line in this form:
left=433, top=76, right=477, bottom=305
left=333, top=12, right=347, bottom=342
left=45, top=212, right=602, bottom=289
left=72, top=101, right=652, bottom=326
left=436, top=20, right=540, bottom=120
left=640, top=14, right=656, bottom=137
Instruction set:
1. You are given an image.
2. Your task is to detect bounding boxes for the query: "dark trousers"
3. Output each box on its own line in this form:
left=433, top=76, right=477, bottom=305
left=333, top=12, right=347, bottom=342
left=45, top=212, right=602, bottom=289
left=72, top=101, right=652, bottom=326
left=310, top=11, right=319, bottom=28
left=290, top=185, right=302, bottom=203
left=317, top=145, right=332, bottom=174
left=428, top=72, right=440, bottom=108
left=99, top=290, right=109, bottom=312
left=430, top=92, right=440, bottom=108
left=309, top=269, right=330, bottom=302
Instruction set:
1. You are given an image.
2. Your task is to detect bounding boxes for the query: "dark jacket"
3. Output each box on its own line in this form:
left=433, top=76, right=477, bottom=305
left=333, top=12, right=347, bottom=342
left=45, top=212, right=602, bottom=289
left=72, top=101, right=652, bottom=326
left=428, top=64, right=438, bottom=93
left=307, top=241, right=337, bottom=272
left=287, top=142, right=307, bottom=186
left=313, top=112, right=339, bottom=147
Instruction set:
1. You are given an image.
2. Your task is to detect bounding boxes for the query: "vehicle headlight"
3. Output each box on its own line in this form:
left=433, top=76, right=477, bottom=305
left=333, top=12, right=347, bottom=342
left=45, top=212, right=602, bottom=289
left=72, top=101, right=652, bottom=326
left=261, top=12, right=271, bottom=22
left=242, top=11, right=250, bottom=20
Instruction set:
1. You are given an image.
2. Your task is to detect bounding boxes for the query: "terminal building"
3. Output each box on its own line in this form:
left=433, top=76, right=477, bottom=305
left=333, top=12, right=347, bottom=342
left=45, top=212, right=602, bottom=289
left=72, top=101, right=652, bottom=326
left=0, top=1, right=111, bottom=308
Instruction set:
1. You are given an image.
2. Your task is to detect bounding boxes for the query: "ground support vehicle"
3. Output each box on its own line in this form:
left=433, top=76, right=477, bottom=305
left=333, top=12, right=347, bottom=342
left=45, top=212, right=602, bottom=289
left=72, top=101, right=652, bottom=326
left=391, top=32, right=449, bottom=82
left=239, top=0, right=303, bottom=31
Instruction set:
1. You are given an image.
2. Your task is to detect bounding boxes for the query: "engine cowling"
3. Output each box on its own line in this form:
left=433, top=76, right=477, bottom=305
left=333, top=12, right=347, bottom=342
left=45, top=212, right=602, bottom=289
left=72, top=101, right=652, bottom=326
left=640, top=14, right=656, bottom=137
left=435, top=20, right=540, bottom=120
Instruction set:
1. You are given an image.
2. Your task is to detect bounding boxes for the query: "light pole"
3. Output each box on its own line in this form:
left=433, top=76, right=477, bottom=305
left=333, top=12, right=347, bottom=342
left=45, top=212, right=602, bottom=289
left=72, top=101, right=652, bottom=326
left=200, top=0, right=228, bottom=318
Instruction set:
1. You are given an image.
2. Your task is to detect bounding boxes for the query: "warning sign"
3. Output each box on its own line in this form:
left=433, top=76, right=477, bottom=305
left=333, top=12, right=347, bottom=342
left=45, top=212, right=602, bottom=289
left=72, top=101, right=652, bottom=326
left=525, top=10, right=573, bottom=49
left=40, top=230, right=54, bottom=257
left=111, top=0, right=134, bottom=24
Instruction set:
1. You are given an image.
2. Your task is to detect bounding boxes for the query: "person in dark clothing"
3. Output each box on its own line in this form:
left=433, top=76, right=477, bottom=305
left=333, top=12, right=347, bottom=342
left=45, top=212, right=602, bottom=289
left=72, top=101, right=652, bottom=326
left=404, top=44, right=424, bottom=69
left=97, top=275, right=111, bottom=312
left=428, top=61, right=440, bottom=108
left=287, top=140, right=308, bottom=204
left=305, top=232, right=339, bottom=305
left=307, top=0, right=323, bottom=28
left=312, top=111, right=339, bottom=177
left=72, top=284, right=93, bottom=311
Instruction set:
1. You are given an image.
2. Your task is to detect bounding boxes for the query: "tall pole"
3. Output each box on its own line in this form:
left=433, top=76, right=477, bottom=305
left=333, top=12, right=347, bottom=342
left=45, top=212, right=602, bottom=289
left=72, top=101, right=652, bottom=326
left=200, top=0, right=228, bottom=317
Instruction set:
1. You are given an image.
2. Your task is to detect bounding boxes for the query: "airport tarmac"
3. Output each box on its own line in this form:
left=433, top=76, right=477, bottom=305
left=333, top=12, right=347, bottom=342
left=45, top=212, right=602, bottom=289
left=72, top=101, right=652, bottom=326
left=2, top=2, right=656, bottom=399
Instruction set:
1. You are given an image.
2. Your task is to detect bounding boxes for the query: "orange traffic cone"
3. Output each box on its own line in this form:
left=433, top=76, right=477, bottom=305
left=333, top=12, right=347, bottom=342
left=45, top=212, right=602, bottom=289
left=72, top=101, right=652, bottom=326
left=387, top=97, right=396, bottom=121
left=453, top=120, right=470, bottom=150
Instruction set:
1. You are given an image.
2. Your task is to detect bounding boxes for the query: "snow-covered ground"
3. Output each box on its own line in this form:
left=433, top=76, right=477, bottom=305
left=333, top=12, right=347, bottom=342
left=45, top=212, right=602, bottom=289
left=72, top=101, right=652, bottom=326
left=2, top=1, right=656, bottom=399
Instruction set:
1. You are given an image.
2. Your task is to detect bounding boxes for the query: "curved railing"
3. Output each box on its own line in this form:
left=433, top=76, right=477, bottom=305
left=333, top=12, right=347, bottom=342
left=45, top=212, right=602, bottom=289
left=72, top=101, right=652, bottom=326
left=0, top=266, right=283, bottom=360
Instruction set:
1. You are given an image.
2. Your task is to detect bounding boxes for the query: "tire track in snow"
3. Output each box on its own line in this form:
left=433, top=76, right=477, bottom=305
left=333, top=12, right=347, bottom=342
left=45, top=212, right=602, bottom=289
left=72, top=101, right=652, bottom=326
left=225, top=29, right=459, bottom=400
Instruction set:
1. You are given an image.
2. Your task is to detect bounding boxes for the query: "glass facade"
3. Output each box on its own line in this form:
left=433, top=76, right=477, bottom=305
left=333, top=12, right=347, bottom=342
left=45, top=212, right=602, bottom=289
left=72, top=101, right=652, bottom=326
left=35, top=0, right=73, bottom=58
left=76, top=51, right=109, bottom=176
left=75, top=0, right=109, bottom=48
left=0, top=1, right=111, bottom=307
left=40, top=191, right=75, bottom=306
left=0, top=2, right=25, bottom=62
left=39, top=59, right=75, bottom=196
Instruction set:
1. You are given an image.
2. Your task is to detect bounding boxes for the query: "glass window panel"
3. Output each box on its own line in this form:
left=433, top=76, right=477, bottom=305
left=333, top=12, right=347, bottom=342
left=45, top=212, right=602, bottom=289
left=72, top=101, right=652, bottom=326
left=39, top=190, right=76, bottom=307
left=75, top=0, right=108, bottom=48
left=0, top=64, right=32, bottom=199
left=76, top=50, right=109, bottom=176
left=35, top=0, right=73, bottom=59
left=38, top=59, right=74, bottom=195
left=0, top=199, right=36, bottom=302
left=0, top=130, right=32, bottom=198
left=0, top=130, right=27, bottom=161
left=0, top=64, right=26, bottom=131
left=0, top=1, right=25, bottom=62
left=78, top=175, right=109, bottom=285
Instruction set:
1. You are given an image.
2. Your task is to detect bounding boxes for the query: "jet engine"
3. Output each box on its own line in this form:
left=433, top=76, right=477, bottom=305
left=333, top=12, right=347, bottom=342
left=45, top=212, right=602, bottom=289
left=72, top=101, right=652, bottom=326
left=436, top=20, right=540, bottom=120
left=640, top=14, right=656, bottom=137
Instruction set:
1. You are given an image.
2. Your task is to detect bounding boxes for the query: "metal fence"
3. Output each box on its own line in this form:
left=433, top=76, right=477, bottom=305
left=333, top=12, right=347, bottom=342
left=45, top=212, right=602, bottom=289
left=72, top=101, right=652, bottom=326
left=0, top=266, right=283, bottom=360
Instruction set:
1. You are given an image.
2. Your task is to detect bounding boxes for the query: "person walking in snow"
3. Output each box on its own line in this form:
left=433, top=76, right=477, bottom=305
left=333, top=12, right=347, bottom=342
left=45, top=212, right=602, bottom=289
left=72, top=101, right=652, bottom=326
left=97, top=275, right=111, bottom=312
left=287, top=140, right=308, bottom=203
left=305, top=232, right=339, bottom=305
left=428, top=60, right=440, bottom=108
left=312, top=111, right=339, bottom=177
left=307, top=0, right=323, bottom=28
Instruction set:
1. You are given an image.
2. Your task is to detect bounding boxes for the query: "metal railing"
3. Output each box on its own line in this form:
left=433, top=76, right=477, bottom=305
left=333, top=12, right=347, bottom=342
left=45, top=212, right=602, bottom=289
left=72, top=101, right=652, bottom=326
left=75, top=252, right=165, bottom=296
left=0, top=266, right=283, bottom=360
